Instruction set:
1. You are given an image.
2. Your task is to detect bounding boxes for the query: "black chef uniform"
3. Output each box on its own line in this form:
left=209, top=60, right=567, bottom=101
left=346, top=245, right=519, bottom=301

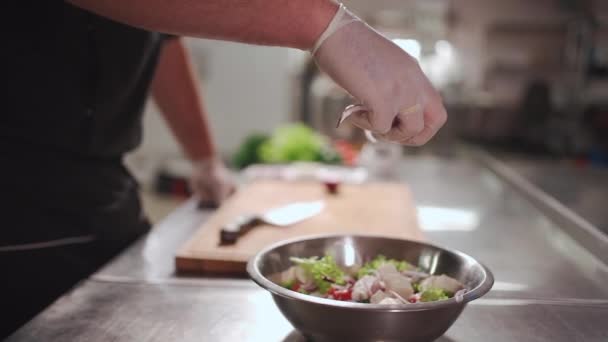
left=1, top=2, right=173, bottom=337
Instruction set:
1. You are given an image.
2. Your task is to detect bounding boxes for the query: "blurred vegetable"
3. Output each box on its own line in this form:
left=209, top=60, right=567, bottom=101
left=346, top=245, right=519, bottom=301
left=328, top=287, right=353, bottom=300
left=357, top=255, right=413, bottom=278
left=318, top=146, right=342, bottom=164
left=233, top=123, right=343, bottom=169
left=232, top=133, right=269, bottom=169
left=290, top=255, right=346, bottom=294
left=334, top=140, right=359, bottom=166
left=280, top=278, right=296, bottom=290
left=259, top=124, right=341, bottom=164
left=420, top=288, right=450, bottom=302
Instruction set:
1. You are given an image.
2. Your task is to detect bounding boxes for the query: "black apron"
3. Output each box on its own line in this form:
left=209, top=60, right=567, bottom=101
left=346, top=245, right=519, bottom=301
left=1, top=1, right=171, bottom=336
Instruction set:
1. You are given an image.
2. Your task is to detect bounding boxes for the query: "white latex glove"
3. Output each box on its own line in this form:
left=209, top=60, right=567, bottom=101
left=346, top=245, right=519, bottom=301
left=190, top=157, right=235, bottom=207
left=312, top=3, right=447, bottom=146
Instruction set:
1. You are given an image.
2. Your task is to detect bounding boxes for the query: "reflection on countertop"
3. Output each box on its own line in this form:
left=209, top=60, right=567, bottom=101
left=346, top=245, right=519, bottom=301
left=494, top=153, right=608, bottom=234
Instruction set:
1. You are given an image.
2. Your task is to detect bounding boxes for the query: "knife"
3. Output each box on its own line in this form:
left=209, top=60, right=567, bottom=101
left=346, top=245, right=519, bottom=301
left=220, top=201, right=324, bottom=245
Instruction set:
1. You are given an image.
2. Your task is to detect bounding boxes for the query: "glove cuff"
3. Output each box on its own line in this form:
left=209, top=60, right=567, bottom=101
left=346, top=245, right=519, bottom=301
left=311, top=3, right=360, bottom=56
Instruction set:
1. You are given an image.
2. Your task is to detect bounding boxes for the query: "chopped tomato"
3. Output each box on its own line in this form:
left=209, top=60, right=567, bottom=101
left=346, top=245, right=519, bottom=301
left=326, top=287, right=352, bottom=300
left=291, top=283, right=300, bottom=292
left=332, top=288, right=352, bottom=301
left=333, top=140, right=359, bottom=166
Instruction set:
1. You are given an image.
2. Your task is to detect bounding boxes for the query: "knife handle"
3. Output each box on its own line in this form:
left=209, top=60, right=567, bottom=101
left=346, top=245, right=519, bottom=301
left=220, top=214, right=260, bottom=245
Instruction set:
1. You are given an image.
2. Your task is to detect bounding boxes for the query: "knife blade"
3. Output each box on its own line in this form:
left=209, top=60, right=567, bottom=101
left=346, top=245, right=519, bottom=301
left=220, top=201, right=324, bottom=245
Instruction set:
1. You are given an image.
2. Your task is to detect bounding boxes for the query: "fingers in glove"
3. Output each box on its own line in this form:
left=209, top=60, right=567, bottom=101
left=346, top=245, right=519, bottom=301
left=338, top=105, right=374, bottom=131
left=398, top=100, right=447, bottom=146
left=338, top=104, right=394, bottom=134
left=196, top=184, right=217, bottom=208
left=377, top=104, right=424, bottom=142
left=208, top=183, right=228, bottom=205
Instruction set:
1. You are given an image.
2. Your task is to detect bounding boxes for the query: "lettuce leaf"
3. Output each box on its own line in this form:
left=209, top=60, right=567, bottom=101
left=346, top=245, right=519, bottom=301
left=357, top=255, right=413, bottom=278
left=420, top=288, right=450, bottom=302
left=280, top=279, right=296, bottom=289
left=290, top=255, right=345, bottom=294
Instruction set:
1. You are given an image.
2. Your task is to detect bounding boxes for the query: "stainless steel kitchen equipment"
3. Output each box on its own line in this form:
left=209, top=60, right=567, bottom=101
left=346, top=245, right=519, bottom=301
left=247, top=234, right=494, bottom=342
left=220, top=201, right=324, bottom=244
left=7, top=152, right=608, bottom=342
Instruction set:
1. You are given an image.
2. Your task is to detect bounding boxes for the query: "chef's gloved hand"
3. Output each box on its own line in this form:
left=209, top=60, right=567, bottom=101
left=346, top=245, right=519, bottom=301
left=312, top=3, right=447, bottom=146
left=190, top=157, right=235, bottom=208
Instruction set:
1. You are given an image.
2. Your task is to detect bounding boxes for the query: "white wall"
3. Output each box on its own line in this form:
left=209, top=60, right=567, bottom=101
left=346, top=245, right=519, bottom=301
left=184, top=39, right=297, bottom=155
left=129, top=39, right=303, bottom=180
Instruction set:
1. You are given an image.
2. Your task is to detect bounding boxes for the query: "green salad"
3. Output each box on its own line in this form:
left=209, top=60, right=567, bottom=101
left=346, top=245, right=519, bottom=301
left=273, top=255, right=466, bottom=304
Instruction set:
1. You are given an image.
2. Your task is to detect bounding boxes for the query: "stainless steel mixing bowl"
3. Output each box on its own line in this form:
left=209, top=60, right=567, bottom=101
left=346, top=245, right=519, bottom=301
left=247, top=234, right=494, bottom=342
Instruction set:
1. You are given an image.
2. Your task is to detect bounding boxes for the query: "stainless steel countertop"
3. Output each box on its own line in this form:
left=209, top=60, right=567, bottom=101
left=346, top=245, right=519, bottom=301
left=9, top=155, right=608, bottom=342
left=500, top=157, right=608, bottom=233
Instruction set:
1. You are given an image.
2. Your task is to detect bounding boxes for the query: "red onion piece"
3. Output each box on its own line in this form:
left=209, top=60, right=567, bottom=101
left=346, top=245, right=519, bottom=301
left=337, top=104, right=370, bottom=127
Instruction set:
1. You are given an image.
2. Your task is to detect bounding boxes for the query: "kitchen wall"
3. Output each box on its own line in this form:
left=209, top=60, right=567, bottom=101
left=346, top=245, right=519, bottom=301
left=347, top=0, right=579, bottom=88
left=128, top=0, right=607, bottom=182
left=127, top=40, right=307, bottom=181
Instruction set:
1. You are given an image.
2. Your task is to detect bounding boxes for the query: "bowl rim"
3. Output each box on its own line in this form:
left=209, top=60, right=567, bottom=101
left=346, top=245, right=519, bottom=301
left=247, top=233, right=494, bottom=312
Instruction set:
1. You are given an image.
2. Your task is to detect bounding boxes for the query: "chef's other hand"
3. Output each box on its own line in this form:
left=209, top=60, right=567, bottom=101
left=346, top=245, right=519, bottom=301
left=190, top=157, right=234, bottom=208
left=312, top=3, right=447, bottom=146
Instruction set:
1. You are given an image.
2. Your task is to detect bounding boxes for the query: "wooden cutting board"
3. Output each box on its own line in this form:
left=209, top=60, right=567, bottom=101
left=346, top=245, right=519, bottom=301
left=175, top=180, right=423, bottom=275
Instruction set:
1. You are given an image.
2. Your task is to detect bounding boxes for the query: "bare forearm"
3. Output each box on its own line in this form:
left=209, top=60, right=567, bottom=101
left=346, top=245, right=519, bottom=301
left=67, top=0, right=338, bottom=50
left=152, top=38, right=215, bottom=161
